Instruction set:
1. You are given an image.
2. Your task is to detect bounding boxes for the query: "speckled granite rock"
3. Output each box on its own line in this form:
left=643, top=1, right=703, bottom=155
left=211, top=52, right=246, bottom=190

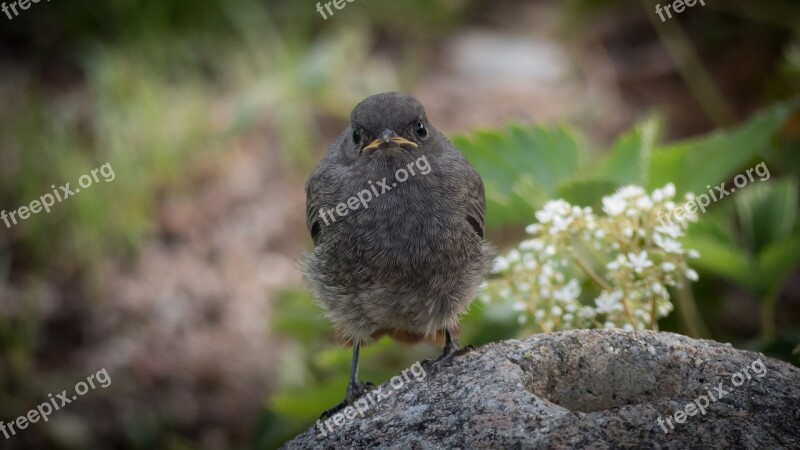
left=282, top=330, right=800, bottom=449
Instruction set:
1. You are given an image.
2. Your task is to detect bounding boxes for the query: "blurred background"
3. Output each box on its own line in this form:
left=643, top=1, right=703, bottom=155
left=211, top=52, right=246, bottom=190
left=0, top=0, right=799, bottom=448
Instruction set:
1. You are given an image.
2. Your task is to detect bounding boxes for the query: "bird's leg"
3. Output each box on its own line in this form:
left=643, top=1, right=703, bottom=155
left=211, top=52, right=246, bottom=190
left=320, top=339, right=374, bottom=420
left=344, top=339, right=374, bottom=399
left=442, top=328, right=460, bottom=356
left=441, top=328, right=476, bottom=358
left=423, top=329, right=476, bottom=373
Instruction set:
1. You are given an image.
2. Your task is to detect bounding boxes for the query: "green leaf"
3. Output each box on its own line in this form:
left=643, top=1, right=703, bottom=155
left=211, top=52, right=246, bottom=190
left=507, top=125, right=581, bottom=191
left=735, top=179, right=798, bottom=255
left=454, top=125, right=583, bottom=229
left=595, top=116, right=659, bottom=186
left=648, top=102, right=796, bottom=196
left=556, top=179, right=618, bottom=208
left=756, top=232, right=800, bottom=298
left=684, top=217, right=756, bottom=291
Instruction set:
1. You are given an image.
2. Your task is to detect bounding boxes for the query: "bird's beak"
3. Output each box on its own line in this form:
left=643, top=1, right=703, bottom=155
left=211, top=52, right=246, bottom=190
left=364, top=129, right=418, bottom=152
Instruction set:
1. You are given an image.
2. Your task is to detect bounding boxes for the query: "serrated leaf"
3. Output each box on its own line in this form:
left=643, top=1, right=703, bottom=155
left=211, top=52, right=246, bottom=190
left=556, top=179, right=618, bottom=208
left=596, top=117, right=659, bottom=186
left=508, top=125, right=581, bottom=191
left=648, top=102, right=797, bottom=196
left=454, top=125, right=583, bottom=229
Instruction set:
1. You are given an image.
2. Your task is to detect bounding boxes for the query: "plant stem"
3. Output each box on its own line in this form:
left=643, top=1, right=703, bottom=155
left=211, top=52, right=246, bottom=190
left=676, top=281, right=711, bottom=338
left=569, top=248, right=612, bottom=291
left=649, top=295, right=659, bottom=331
left=620, top=296, right=636, bottom=325
left=761, top=290, right=778, bottom=345
left=569, top=248, right=636, bottom=324
left=643, top=0, right=735, bottom=126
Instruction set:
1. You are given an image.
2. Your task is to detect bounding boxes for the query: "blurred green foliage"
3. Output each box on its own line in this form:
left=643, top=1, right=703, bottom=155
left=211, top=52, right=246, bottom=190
left=460, top=100, right=800, bottom=348
left=1, top=54, right=226, bottom=269
left=0, top=0, right=476, bottom=274
left=687, top=180, right=800, bottom=343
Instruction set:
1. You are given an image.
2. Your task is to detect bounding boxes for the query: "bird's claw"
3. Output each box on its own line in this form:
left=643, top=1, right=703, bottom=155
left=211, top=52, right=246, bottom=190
left=320, top=381, right=375, bottom=420
left=422, top=344, right=477, bottom=374
left=460, top=344, right=477, bottom=353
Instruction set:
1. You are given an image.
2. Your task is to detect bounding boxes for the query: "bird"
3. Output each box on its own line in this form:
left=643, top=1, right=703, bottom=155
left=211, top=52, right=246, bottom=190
left=302, top=92, right=494, bottom=417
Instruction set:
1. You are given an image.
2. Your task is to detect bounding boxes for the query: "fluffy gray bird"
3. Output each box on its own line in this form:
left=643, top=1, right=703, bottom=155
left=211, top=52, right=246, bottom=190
left=302, top=92, right=494, bottom=417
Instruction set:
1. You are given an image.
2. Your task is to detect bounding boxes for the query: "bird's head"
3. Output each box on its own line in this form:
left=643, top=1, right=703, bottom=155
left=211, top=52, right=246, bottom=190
left=346, top=92, right=434, bottom=157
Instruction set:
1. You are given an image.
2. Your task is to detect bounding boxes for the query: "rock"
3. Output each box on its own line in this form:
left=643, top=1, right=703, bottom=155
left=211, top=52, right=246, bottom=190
left=282, top=330, right=800, bottom=449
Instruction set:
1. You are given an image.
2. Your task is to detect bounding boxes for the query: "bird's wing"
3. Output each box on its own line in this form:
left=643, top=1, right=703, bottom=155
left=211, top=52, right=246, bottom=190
left=465, top=167, right=487, bottom=239
left=305, top=169, right=324, bottom=246
left=305, top=132, right=349, bottom=246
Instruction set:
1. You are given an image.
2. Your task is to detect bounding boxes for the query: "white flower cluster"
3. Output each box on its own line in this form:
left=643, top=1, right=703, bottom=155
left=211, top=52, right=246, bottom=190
left=482, top=184, right=700, bottom=332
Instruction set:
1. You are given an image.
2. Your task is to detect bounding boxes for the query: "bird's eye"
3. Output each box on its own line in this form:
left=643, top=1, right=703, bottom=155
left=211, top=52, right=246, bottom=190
left=415, top=121, right=428, bottom=139
left=352, top=128, right=363, bottom=146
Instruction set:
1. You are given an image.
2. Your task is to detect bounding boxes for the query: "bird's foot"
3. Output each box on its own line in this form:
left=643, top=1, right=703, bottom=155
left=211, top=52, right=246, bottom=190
left=320, top=381, right=375, bottom=420
left=422, top=343, right=476, bottom=374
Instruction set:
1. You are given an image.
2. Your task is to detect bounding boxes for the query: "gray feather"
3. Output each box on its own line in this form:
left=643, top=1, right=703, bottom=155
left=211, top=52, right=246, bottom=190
left=302, top=92, right=495, bottom=343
